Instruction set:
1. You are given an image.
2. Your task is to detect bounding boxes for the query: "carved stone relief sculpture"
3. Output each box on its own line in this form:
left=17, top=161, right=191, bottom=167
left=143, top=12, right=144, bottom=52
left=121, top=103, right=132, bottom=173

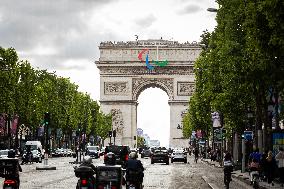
left=104, top=82, right=128, bottom=95
left=111, top=109, right=124, bottom=135
left=177, top=82, right=195, bottom=96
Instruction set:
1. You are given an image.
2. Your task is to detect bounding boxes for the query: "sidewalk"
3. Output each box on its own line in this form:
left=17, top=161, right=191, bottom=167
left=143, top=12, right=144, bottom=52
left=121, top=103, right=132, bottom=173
left=201, top=158, right=283, bottom=189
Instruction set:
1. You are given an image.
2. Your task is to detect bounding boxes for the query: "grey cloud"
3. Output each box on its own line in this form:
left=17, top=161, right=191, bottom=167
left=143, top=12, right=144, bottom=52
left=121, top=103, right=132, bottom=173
left=178, top=4, right=202, bottom=15
left=135, top=14, right=157, bottom=28
left=0, top=0, right=117, bottom=70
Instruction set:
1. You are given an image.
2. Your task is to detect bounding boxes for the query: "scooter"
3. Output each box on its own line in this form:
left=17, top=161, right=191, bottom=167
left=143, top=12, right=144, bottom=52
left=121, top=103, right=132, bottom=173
left=0, top=158, right=20, bottom=189
left=125, top=169, right=143, bottom=189
left=21, top=152, right=33, bottom=165
left=96, top=164, right=123, bottom=189
left=74, top=166, right=96, bottom=189
left=251, top=171, right=260, bottom=189
left=3, top=178, right=18, bottom=189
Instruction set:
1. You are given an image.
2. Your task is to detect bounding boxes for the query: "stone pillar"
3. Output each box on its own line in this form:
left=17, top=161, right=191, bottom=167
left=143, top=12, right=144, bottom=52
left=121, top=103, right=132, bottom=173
left=169, top=101, right=188, bottom=148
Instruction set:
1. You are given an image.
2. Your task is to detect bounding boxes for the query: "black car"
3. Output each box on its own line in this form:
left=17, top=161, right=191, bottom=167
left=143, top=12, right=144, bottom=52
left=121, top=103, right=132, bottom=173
left=151, top=150, right=169, bottom=165
left=104, top=145, right=130, bottom=167
left=141, top=149, right=152, bottom=158
left=86, top=146, right=100, bottom=159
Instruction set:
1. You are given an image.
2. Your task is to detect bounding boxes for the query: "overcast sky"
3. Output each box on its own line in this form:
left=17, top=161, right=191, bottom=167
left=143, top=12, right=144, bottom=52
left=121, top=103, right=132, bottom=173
left=0, top=0, right=217, bottom=147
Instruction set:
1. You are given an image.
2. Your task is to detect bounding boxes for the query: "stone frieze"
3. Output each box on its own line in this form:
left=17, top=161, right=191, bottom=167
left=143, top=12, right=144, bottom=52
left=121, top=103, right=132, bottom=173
left=104, top=82, right=128, bottom=95
left=177, top=82, right=195, bottom=96
left=99, top=66, right=194, bottom=75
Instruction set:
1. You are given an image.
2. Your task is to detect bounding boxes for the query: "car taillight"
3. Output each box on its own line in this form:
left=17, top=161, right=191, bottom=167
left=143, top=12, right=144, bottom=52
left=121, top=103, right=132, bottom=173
left=104, top=154, right=107, bottom=160
left=125, top=154, right=129, bottom=161
left=81, top=179, right=87, bottom=186
left=4, top=180, right=16, bottom=185
left=111, top=186, right=117, bottom=189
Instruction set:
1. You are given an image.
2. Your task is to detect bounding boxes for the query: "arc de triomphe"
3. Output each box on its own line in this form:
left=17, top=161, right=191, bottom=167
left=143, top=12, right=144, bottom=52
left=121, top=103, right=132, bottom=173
left=95, top=39, right=201, bottom=148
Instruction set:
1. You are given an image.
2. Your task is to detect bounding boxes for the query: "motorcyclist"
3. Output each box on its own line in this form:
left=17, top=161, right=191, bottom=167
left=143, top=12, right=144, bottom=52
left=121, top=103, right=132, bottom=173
left=78, top=155, right=96, bottom=185
left=104, top=152, right=116, bottom=165
left=22, top=146, right=33, bottom=164
left=7, top=150, right=22, bottom=188
left=125, top=152, right=145, bottom=185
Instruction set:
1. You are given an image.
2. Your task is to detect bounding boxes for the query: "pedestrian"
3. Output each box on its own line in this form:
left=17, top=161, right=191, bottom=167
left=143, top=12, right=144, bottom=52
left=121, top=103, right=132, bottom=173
left=275, top=147, right=284, bottom=187
left=259, top=152, right=267, bottom=180
left=263, top=151, right=277, bottom=186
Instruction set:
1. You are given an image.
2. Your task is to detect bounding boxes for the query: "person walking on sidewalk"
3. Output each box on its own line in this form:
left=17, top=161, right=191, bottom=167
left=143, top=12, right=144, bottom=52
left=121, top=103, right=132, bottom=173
left=263, top=151, right=277, bottom=186
left=275, top=147, right=284, bottom=187
left=194, top=147, right=199, bottom=163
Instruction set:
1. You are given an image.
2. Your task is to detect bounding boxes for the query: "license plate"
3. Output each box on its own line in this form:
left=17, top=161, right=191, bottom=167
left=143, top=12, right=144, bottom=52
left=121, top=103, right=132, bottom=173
left=129, top=186, right=135, bottom=189
left=4, top=187, right=13, bottom=189
left=81, top=187, right=88, bottom=189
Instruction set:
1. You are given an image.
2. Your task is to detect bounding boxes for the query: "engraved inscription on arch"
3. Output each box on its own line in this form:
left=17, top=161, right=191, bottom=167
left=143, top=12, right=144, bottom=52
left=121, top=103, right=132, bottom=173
left=177, top=82, right=195, bottom=96
left=104, top=82, right=128, bottom=95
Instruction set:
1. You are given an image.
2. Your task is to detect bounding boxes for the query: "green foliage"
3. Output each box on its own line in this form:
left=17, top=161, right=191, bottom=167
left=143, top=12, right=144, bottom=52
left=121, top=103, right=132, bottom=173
left=0, top=46, right=112, bottom=141
left=183, top=0, right=284, bottom=138
left=137, top=136, right=146, bottom=148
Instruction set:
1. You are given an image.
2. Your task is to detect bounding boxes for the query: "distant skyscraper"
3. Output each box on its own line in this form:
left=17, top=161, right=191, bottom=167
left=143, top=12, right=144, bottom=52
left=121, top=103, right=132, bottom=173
left=142, top=134, right=150, bottom=146
left=137, top=128, right=143, bottom=136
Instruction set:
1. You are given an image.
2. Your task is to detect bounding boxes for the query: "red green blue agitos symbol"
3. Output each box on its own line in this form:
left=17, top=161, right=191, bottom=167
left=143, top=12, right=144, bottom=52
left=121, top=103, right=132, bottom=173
left=138, top=48, right=169, bottom=70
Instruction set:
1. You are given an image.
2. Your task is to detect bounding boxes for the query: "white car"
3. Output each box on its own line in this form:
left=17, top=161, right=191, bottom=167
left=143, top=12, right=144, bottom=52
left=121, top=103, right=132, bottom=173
left=0, top=150, right=9, bottom=158
left=171, top=150, right=187, bottom=163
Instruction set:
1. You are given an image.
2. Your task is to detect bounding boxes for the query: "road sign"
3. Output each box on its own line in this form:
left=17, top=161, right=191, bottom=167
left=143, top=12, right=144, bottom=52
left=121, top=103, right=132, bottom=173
left=244, top=131, right=253, bottom=141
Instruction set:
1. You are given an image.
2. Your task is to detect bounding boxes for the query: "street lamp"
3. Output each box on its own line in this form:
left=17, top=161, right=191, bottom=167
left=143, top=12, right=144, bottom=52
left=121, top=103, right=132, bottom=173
left=207, top=8, right=218, bottom=12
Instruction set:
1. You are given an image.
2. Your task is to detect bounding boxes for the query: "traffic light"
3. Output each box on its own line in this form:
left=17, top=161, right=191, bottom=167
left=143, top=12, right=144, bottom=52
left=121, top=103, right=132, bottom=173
left=134, top=136, right=136, bottom=140
left=44, top=112, right=50, bottom=125
left=113, top=130, right=116, bottom=138
left=108, top=130, right=112, bottom=137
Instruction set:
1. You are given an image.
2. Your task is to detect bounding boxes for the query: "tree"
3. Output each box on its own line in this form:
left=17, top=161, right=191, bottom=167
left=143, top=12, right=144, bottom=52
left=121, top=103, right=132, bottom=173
left=137, top=136, right=146, bottom=148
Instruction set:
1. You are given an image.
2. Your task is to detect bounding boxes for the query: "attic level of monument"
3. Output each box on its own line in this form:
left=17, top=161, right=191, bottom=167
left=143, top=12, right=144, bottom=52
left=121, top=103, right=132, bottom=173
left=99, top=39, right=201, bottom=48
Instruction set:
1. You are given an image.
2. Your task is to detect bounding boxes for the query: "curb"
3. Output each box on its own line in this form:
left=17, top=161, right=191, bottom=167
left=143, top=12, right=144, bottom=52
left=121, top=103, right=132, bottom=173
left=202, top=176, right=220, bottom=189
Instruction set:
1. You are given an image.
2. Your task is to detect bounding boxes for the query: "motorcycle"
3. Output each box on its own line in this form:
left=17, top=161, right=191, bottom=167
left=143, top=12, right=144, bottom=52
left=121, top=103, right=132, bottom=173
left=125, top=169, right=143, bottom=189
left=21, top=152, right=33, bottom=165
left=251, top=171, right=260, bottom=189
left=74, top=165, right=96, bottom=189
left=96, top=164, right=123, bottom=189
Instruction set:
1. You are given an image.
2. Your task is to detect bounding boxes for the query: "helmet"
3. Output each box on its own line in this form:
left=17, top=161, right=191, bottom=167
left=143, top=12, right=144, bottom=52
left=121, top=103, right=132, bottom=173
left=83, top=155, right=92, bottom=164
left=104, top=152, right=116, bottom=165
left=8, top=150, right=15, bottom=158
left=129, top=152, right=138, bottom=159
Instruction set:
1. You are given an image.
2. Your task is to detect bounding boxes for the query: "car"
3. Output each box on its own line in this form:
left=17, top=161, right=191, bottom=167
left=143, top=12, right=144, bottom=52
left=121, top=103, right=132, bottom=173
left=105, top=145, right=130, bottom=167
left=171, top=150, right=187, bottom=163
left=52, top=148, right=64, bottom=157
left=151, top=149, right=169, bottom=165
left=141, top=149, right=152, bottom=158
left=0, top=150, right=9, bottom=158
left=86, top=146, right=100, bottom=159
left=31, top=150, right=42, bottom=163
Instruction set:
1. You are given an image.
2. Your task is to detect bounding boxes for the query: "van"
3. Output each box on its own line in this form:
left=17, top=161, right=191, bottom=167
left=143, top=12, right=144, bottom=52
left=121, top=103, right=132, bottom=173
left=25, top=141, right=43, bottom=156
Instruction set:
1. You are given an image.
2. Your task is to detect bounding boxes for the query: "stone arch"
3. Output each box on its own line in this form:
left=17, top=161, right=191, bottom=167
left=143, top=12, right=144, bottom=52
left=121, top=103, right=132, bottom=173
left=132, top=78, right=174, bottom=101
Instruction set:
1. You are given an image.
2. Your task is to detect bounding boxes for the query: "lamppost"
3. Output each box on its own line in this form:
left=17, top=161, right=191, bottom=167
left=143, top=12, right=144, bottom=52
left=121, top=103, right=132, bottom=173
left=267, top=99, right=274, bottom=151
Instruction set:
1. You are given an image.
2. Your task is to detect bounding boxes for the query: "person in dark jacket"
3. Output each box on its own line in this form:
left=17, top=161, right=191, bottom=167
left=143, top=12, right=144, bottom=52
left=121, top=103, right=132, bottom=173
left=125, top=152, right=145, bottom=184
left=263, top=151, right=277, bottom=186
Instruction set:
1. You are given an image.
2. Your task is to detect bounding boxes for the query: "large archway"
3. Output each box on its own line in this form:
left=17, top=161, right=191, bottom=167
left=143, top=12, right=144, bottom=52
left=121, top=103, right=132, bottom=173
left=96, top=39, right=201, bottom=148
left=137, top=87, right=170, bottom=148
